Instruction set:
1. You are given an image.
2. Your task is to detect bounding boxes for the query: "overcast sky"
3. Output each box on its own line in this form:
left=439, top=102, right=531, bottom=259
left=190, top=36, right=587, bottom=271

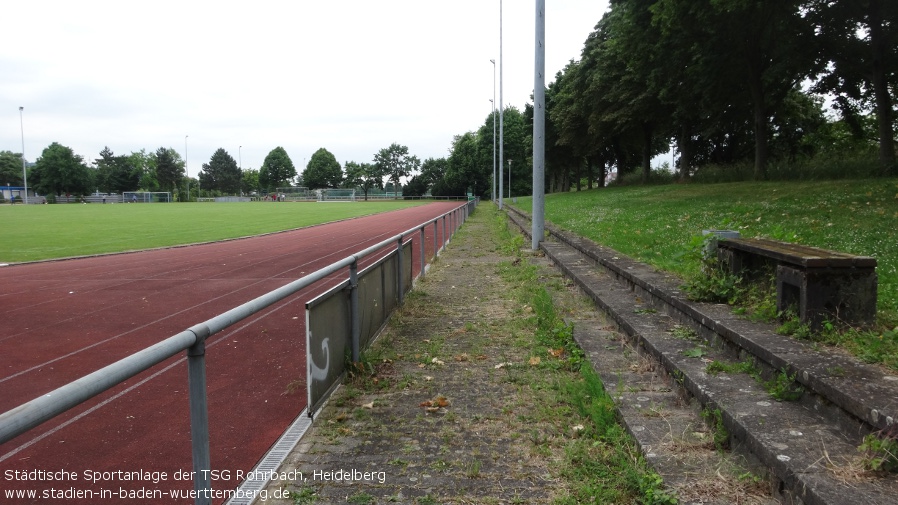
left=2, top=1, right=609, bottom=177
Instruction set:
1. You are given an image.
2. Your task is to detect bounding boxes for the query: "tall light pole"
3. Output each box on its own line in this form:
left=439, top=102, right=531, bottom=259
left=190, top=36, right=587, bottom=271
left=490, top=59, right=497, bottom=203
left=185, top=135, right=189, bottom=202
left=19, top=107, right=28, bottom=204
left=508, top=159, right=512, bottom=202
left=498, top=0, right=505, bottom=210
left=238, top=146, right=242, bottom=169
left=532, top=0, right=546, bottom=250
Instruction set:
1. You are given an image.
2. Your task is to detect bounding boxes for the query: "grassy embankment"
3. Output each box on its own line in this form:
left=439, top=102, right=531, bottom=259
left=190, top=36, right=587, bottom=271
left=515, top=178, right=898, bottom=370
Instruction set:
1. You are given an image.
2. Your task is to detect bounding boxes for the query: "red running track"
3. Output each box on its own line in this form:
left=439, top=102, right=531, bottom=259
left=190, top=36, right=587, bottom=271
left=0, top=201, right=464, bottom=504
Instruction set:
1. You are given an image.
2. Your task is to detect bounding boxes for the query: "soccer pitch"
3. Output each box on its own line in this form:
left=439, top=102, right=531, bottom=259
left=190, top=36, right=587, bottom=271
left=0, top=201, right=427, bottom=263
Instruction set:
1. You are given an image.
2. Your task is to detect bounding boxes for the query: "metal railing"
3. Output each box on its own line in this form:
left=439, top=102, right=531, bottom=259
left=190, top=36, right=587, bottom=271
left=0, top=199, right=476, bottom=504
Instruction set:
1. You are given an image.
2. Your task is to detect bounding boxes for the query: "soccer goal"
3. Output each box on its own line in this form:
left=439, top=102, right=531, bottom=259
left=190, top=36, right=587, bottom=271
left=276, top=187, right=314, bottom=201
left=317, top=189, right=356, bottom=202
left=122, top=191, right=172, bottom=203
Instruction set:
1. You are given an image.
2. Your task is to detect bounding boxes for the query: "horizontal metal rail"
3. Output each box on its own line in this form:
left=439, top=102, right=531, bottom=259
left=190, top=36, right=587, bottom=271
left=0, top=199, right=476, bottom=504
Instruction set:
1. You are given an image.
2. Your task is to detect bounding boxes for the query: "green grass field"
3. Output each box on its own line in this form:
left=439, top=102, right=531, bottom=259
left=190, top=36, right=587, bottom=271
left=0, top=201, right=426, bottom=263
left=515, top=178, right=898, bottom=327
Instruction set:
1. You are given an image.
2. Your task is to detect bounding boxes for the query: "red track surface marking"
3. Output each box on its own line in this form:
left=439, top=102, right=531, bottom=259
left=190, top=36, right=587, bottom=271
left=0, top=201, right=462, bottom=504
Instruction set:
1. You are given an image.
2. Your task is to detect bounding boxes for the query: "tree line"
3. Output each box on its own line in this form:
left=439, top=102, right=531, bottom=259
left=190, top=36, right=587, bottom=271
left=0, top=142, right=435, bottom=201
left=436, top=0, right=897, bottom=199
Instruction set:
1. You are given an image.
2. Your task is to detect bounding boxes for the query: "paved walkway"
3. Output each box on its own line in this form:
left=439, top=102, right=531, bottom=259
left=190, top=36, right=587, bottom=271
left=259, top=205, right=595, bottom=504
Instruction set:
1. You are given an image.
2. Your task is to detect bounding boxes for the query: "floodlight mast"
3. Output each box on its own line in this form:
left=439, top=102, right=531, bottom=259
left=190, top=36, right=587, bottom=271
left=19, top=107, right=28, bottom=204
left=498, top=0, right=504, bottom=210
left=490, top=59, right=496, bottom=203
left=532, top=0, right=546, bottom=249
left=185, top=135, right=189, bottom=201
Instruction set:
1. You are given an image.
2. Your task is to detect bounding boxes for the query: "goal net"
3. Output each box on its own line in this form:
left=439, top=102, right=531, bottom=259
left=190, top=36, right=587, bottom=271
left=276, top=187, right=314, bottom=201
left=123, top=191, right=172, bottom=203
left=317, top=189, right=356, bottom=202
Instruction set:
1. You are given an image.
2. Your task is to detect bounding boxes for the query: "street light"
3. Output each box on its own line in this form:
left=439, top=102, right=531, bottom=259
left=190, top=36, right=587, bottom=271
left=490, top=59, right=497, bottom=203
left=19, top=107, right=28, bottom=204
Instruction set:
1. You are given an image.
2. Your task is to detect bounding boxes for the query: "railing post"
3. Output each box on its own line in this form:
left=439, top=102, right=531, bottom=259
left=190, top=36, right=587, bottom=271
left=433, top=220, right=438, bottom=259
left=419, top=227, right=426, bottom=281
left=442, top=215, right=447, bottom=248
left=187, top=330, right=212, bottom=505
left=397, top=237, right=405, bottom=305
left=349, top=260, right=360, bottom=362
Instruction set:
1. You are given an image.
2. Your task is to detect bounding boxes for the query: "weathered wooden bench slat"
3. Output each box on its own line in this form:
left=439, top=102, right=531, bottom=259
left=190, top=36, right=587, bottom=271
left=721, top=238, right=877, bottom=268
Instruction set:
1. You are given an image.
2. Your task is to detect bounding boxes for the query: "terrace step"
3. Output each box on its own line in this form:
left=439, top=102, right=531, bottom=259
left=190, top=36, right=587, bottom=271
left=506, top=207, right=898, bottom=505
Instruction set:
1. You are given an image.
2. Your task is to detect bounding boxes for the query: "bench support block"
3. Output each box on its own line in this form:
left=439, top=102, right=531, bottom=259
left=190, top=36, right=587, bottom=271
left=777, top=264, right=877, bottom=329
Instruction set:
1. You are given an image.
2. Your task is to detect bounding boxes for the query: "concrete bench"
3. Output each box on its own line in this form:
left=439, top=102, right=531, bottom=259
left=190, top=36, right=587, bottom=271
left=717, top=237, right=877, bottom=329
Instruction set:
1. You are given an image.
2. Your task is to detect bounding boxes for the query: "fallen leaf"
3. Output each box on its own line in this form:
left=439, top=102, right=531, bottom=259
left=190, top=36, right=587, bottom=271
left=529, top=356, right=541, bottom=366
left=361, top=402, right=374, bottom=409
left=494, top=362, right=513, bottom=369
left=424, top=376, right=433, bottom=381
left=431, top=358, right=445, bottom=365
left=454, top=353, right=469, bottom=362
left=549, top=348, right=565, bottom=358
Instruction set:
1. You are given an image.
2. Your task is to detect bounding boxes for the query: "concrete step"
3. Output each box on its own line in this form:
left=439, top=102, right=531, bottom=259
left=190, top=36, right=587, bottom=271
left=506, top=207, right=898, bottom=505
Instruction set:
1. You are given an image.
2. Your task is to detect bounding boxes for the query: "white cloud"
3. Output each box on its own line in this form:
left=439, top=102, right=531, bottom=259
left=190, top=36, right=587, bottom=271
left=1, top=1, right=608, bottom=175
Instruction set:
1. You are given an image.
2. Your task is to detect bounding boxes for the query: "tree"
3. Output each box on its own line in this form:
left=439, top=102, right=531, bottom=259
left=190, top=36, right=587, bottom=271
left=419, top=157, right=448, bottom=188
left=343, top=161, right=385, bottom=201
left=95, top=147, right=140, bottom=193
left=0, top=151, right=25, bottom=186
left=29, top=142, right=93, bottom=196
left=402, top=174, right=429, bottom=198
left=808, top=0, right=898, bottom=170
left=259, top=146, right=297, bottom=192
left=128, top=149, right=158, bottom=191
left=153, top=147, right=185, bottom=193
left=200, top=148, right=242, bottom=194
left=373, top=143, right=420, bottom=198
left=446, top=132, right=490, bottom=197
left=302, top=148, right=343, bottom=189
left=241, top=168, right=260, bottom=195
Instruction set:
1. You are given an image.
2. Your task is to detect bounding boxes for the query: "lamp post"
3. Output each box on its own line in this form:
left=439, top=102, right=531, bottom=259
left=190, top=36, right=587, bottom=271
left=490, top=59, right=497, bottom=203
left=19, top=107, right=28, bottom=204
left=185, top=135, right=189, bottom=202
left=238, top=146, right=242, bottom=169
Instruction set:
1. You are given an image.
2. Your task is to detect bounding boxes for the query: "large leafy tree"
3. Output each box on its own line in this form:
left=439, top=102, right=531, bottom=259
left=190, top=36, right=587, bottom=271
left=808, top=0, right=897, bottom=170
left=259, top=146, right=297, bottom=192
left=95, top=146, right=140, bottom=193
left=302, top=148, right=343, bottom=189
left=128, top=149, right=158, bottom=191
left=446, top=132, right=489, bottom=197
left=373, top=143, right=420, bottom=198
left=29, top=142, right=93, bottom=196
left=0, top=151, right=25, bottom=186
left=241, top=168, right=260, bottom=195
left=343, top=161, right=385, bottom=201
left=200, top=148, right=242, bottom=194
left=153, top=147, right=184, bottom=193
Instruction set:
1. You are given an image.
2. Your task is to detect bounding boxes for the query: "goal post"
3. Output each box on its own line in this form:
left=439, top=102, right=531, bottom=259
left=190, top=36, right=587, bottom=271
left=122, top=191, right=172, bottom=203
left=317, top=189, right=357, bottom=202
